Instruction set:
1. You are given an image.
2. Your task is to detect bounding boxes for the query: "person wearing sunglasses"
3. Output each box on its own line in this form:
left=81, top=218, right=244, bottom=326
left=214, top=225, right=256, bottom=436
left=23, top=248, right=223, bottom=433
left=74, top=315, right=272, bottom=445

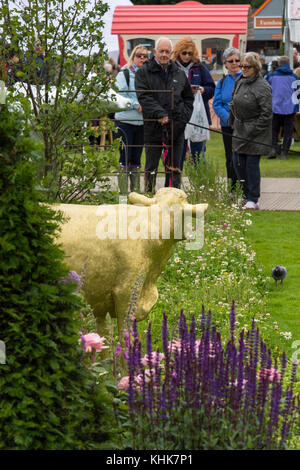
left=229, top=52, right=272, bottom=210
left=213, top=47, right=241, bottom=192
left=266, top=55, right=299, bottom=160
left=114, top=45, right=149, bottom=193
left=172, top=37, right=215, bottom=169
left=135, top=37, right=194, bottom=193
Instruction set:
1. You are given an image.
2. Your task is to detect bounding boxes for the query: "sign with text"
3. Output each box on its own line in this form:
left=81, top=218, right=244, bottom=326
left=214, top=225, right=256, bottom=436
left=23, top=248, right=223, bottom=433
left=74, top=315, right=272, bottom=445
left=255, top=17, right=282, bottom=28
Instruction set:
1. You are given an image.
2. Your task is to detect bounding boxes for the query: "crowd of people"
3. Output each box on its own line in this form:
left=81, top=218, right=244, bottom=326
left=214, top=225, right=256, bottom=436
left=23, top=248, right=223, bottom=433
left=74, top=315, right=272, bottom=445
left=2, top=37, right=300, bottom=211
left=114, top=37, right=300, bottom=210
left=1, top=41, right=46, bottom=86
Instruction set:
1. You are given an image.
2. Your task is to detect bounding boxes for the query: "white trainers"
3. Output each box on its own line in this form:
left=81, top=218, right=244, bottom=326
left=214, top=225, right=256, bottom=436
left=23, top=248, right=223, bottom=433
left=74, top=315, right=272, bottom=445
left=243, top=201, right=259, bottom=210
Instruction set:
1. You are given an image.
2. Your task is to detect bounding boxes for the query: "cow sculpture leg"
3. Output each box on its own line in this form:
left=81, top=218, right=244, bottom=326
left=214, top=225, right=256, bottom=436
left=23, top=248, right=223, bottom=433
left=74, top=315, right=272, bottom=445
left=113, top=290, right=132, bottom=345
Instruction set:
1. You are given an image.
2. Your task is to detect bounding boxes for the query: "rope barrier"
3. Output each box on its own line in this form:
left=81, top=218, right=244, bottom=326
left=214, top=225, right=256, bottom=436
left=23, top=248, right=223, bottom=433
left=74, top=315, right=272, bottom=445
left=94, top=117, right=300, bottom=156
left=188, top=121, right=300, bottom=156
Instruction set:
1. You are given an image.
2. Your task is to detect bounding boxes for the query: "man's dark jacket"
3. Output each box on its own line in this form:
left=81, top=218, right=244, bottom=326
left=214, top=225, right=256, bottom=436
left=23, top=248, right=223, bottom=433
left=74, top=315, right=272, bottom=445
left=135, top=58, right=194, bottom=143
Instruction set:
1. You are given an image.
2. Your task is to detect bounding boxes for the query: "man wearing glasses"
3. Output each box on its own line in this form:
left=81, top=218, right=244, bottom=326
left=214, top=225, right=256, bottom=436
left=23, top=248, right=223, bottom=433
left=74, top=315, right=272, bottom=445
left=135, top=37, right=194, bottom=194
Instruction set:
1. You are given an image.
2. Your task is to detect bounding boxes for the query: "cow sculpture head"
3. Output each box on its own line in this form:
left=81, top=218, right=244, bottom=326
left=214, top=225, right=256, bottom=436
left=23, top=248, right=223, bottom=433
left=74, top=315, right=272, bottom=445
left=128, top=187, right=208, bottom=243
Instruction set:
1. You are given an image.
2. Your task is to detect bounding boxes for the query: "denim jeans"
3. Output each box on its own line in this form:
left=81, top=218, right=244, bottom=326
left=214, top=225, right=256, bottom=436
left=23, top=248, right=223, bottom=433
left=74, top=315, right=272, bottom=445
left=232, top=153, right=261, bottom=203
left=221, top=126, right=238, bottom=190
left=180, top=139, right=206, bottom=170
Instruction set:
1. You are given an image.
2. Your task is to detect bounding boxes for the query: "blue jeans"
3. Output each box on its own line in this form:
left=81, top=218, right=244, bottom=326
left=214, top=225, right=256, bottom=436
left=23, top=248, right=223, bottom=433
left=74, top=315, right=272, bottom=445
left=232, top=153, right=261, bottom=203
left=180, top=139, right=206, bottom=170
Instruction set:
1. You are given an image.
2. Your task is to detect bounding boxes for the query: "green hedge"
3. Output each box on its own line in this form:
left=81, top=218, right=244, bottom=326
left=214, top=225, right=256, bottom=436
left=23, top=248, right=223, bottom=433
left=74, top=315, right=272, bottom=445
left=0, top=103, right=111, bottom=449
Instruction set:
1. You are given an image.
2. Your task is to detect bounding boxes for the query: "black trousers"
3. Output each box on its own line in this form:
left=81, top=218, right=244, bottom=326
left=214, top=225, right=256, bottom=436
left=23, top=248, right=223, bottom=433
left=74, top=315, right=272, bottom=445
left=144, top=128, right=184, bottom=188
left=221, top=126, right=238, bottom=189
left=272, top=113, right=295, bottom=153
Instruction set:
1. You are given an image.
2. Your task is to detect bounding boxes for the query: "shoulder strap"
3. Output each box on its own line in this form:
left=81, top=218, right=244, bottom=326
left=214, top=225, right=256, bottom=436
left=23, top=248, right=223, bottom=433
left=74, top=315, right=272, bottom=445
left=123, top=68, right=130, bottom=88
left=220, top=74, right=226, bottom=88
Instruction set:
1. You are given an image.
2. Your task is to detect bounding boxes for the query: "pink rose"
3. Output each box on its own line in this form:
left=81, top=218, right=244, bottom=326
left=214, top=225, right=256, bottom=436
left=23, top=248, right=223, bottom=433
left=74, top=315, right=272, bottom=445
left=118, top=376, right=130, bottom=391
left=81, top=333, right=108, bottom=353
left=136, top=369, right=154, bottom=383
left=134, top=370, right=156, bottom=391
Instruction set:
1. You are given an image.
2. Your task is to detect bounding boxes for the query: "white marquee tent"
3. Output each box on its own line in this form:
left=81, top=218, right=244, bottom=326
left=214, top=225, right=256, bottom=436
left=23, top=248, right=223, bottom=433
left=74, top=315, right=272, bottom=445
left=101, top=0, right=133, bottom=61
left=7, top=0, right=133, bottom=61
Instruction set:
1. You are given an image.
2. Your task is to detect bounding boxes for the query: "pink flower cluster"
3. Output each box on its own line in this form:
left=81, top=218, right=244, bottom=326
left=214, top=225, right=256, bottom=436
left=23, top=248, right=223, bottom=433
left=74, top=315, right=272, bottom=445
left=259, top=368, right=281, bottom=383
left=168, top=339, right=215, bottom=357
left=118, top=369, right=153, bottom=391
left=141, top=352, right=164, bottom=367
left=118, top=353, right=164, bottom=391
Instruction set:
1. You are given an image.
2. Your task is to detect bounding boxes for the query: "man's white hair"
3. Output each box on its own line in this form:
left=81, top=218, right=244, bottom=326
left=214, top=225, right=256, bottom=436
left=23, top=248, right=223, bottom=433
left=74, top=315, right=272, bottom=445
left=155, top=37, right=173, bottom=51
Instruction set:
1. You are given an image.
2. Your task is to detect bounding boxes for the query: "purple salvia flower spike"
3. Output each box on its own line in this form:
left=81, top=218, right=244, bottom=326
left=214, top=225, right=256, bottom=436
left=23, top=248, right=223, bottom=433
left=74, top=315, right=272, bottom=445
left=160, top=383, right=167, bottom=420
left=280, top=352, right=287, bottom=386
left=162, top=312, right=169, bottom=356
left=230, top=300, right=236, bottom=339
left=236, top=329, right=245, bottom=408
left=132, top=316, right=138, bottom=340
left=206, top=309, right=212, bottom=333
left=200, top=304, right=206, bottom=333
left=267, top=378, right=282, bottom=444
left=128, top=343, right=135, bottom=413
left=125, top=330, right=130, bottom=350
left=162, top=312, right=170, bottom=387
left=146, top=321, right=152, bottom=358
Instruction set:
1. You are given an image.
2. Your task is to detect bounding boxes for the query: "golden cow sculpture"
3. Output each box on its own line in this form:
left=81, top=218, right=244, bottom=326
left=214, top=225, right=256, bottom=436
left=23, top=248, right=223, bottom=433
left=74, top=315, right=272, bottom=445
left=57, top=188, right=207, bottom=341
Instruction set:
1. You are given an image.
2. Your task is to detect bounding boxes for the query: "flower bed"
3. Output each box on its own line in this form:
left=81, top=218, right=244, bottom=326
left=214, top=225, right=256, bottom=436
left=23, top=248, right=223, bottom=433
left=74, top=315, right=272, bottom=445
left=115, top=310, right=299, bottom=450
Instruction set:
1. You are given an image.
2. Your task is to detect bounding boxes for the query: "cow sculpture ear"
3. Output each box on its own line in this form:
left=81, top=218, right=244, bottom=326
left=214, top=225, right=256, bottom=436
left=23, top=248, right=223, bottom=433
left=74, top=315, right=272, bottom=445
left=128, top=192, right=156, bottom=206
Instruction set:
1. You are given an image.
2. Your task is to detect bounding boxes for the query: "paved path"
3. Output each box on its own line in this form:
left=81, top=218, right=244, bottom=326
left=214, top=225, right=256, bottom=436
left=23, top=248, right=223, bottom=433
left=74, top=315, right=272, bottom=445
left=259, top=178, right=300, bottom=210
left=107, top=177, right=300, bottom=210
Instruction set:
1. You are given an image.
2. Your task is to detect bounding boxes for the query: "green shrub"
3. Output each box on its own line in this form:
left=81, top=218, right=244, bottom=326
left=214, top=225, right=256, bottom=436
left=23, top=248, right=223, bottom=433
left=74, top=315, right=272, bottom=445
left=0, top=103, right=115, bottom=449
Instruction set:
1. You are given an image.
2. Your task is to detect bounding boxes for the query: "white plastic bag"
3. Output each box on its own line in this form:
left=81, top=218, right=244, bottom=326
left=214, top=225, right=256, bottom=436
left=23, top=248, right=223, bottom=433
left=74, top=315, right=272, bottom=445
left=185, top=90, right=210, bottom=142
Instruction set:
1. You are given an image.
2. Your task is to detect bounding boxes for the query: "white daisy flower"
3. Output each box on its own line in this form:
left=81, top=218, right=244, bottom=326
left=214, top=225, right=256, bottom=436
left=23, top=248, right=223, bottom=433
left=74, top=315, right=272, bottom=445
left=245, top=219, right=252, bottom=226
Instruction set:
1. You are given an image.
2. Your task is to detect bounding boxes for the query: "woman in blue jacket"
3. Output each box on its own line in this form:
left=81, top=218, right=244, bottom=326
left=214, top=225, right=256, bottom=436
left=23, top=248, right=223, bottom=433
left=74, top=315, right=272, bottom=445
left=115, top=45, right=149, bottom=193
left=173, top=37, right=215, bottom=169
left=213, top=47, right=241, bottom=191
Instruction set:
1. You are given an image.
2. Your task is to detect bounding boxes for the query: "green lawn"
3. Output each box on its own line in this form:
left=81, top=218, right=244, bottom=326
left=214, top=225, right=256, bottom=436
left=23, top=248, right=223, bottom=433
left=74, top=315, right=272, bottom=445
left=247, top=211, right=300, bottom=354
left=205, top=131, right=300, bottom=178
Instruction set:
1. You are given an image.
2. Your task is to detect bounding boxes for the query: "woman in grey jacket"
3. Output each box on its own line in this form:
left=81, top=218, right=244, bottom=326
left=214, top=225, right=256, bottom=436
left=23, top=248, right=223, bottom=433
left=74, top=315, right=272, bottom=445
left=230, top=52, right=272, bottom=210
